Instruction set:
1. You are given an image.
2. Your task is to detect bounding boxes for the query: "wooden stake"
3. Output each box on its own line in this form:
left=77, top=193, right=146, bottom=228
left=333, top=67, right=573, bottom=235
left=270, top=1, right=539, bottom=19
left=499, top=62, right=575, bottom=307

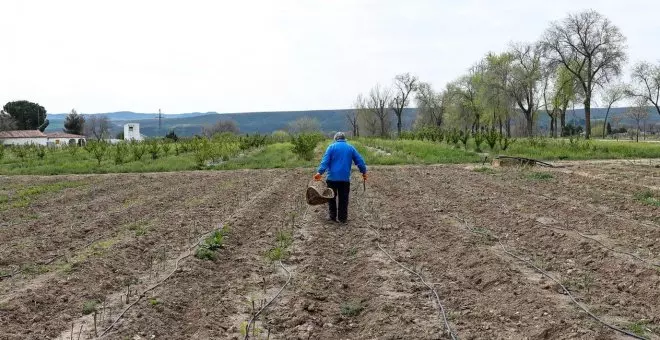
left=94, top=311, right=98, bottom=337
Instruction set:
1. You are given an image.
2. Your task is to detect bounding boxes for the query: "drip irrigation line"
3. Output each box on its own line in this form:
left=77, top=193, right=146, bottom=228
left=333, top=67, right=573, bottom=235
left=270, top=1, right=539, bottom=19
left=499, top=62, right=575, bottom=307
left=98, top=180, right=287, bottom=338
left=497, top=240, right=647, bottom=340
left=535, top=222, right=660, bottom=269
left=244, top=260, right=292, bottom=340
left=359, top=195, right=458, bottom=340
left=244, top=204, right=310, bottom=340
left=574, top=230, right=660, bottom=269
left=376, top=242, right=459, bottom=340
left=452, top=215, right=648, bottom=340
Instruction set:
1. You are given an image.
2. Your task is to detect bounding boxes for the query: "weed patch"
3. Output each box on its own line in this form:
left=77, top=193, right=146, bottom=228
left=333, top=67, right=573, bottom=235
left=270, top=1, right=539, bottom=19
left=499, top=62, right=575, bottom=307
left=627, top=320, right=651, bottom=337
left=82, top=300, right=99, bottom=315
left=634, top=190, right=660, bottom=206
left=340, top=300, right=364, bottom=317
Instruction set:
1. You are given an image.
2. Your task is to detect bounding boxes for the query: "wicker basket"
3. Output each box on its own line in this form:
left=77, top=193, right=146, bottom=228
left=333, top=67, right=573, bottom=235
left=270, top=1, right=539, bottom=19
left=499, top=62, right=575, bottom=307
left=306, top=181, right=335, bottom=205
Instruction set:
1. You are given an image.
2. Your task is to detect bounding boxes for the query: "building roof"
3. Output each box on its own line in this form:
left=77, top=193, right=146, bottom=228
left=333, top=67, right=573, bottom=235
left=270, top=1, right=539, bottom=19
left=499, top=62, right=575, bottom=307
left=0, top=130, right=47, bottom=138
left=46, top=132, right=86, bottom=139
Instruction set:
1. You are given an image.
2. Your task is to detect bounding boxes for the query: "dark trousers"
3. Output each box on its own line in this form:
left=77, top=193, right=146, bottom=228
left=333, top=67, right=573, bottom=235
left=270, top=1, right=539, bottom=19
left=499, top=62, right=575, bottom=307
left=327, top=180, right=350, bottom=222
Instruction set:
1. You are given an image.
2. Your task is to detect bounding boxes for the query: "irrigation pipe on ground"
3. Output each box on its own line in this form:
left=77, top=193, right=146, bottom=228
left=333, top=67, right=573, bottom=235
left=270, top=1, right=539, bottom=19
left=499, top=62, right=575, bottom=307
left=244, top=205, right=310, bottom=340
left=452, top=215, right=648, bottom=340
left=536, top=222, right=660, bottom=269
left=359, top=194, right=458, bottom=340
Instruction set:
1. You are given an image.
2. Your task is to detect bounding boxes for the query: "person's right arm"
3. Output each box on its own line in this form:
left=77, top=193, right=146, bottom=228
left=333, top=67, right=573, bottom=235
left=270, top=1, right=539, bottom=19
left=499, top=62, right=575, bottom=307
left=317, top=144, right=333, bottom=175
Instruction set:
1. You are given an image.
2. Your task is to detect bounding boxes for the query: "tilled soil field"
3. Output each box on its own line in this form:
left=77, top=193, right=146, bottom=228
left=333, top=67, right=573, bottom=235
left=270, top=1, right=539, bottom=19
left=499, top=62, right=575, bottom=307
left=1, top=162, right=659, bottom=340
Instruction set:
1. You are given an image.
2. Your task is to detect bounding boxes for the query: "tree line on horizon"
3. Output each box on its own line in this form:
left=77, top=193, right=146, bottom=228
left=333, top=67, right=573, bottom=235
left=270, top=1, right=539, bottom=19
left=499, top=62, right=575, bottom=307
left=349, top=9, right=660, bottom=140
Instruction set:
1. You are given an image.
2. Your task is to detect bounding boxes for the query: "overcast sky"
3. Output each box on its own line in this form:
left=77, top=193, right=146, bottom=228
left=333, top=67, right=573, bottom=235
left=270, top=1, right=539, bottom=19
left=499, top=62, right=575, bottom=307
left=1, top=0, right=659, bottom=114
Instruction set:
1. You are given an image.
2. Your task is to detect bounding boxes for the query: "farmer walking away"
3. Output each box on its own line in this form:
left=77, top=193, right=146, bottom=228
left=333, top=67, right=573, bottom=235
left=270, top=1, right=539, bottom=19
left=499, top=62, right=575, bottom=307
left=314, top=132, right=367, bottom=224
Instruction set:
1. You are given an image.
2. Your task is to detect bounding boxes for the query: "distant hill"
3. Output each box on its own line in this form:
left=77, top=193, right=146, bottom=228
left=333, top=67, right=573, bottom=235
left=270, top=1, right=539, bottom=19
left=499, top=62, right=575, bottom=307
left=45, top=109, right=417, bottom=137
left=43, top=107, right=658, bottom=137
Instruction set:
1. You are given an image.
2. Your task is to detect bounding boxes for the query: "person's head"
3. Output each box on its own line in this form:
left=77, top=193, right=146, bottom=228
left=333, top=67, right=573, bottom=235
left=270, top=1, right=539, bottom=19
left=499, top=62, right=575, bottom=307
left=334, top=132, right=346, bottom=141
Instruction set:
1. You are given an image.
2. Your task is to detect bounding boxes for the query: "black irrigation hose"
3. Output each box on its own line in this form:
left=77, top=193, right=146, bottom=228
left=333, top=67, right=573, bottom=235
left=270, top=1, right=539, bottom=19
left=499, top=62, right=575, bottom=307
left=535, top=223, right=660, bottom=269
left=376, top=242, right=459, bottom=340
left=244, top=205, right=310, bottom=340
left=359, top=195, right=458, bottom=340
left=452, top=215, right=649, bottom=340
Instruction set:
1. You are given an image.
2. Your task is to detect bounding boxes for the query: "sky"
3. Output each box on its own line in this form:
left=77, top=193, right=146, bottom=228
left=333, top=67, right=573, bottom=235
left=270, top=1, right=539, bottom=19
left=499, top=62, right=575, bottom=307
left=1, top=0, right=659, bottom=114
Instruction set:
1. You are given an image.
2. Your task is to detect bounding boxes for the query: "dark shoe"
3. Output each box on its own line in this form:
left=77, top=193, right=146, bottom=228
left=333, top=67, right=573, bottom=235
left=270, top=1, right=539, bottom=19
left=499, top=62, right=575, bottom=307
left=337, top=220, right=347, bottom=224
left=327, top=217, right=337, bottom=223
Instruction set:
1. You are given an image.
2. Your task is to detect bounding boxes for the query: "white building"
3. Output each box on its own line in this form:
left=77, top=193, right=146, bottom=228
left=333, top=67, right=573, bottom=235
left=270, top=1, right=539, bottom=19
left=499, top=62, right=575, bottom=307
left=0, top=130, right=86, bottom=146
left=46, top=132, right=86, bottom=146
left=0, top=130, right=49, bottom=146
left=124, top=123, right=143, bottom=141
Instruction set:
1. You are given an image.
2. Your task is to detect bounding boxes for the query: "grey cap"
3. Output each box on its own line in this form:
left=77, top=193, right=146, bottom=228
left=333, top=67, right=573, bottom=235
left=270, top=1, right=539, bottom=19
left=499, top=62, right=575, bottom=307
left=334, top=132, right=346, bottom=141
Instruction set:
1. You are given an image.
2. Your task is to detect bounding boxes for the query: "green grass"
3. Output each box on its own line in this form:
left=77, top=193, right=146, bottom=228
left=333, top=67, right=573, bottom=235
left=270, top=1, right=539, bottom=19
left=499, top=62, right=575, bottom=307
left=473, top=167, right=495, bottom=174
left=634, top=190, right=660, bottom=206
left=213, top=143, right=317, bottom=170
left=0, top=146, right=201, bottom=175
left=502, top=138, right=660, bottom=161
left=2, top=137, right=659, bottom=176
left=356, top=138, right=482, bottom=164
left=627, top=320, right=650, bottom=337
left=0, top=181, right=84, bottom=211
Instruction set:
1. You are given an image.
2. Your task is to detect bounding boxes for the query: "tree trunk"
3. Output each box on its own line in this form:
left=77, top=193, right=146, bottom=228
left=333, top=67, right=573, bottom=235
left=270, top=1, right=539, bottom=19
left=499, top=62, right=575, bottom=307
left=506, top=118, right=511, bottom=137
left=380, top=118, right=386, bottom=137
left=560, top=110, right=566, bottom=137
left=550, top=116, right=555, bottom=138
left=526, top=111, right=534, bottom=137
left=584, top=97, right=591, bottom=139
left=498, top=118, right=503, bottom=136
left=602, top=106, right=611, bottom=139
left=397, top=114, right=402, bottom=135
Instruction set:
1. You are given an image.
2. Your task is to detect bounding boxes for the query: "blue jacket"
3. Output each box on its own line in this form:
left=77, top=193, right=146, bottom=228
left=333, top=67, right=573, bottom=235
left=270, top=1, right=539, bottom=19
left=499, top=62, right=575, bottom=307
left=317, top=140, right=367, bottom=182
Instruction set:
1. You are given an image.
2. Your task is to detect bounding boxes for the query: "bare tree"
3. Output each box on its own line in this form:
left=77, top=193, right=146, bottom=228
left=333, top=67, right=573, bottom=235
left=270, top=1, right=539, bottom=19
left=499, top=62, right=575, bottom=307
left=541, top=10, right=627, bottom=139
left=287, top=117, right=320, bottom=135
left=367, top=84, right=392, bottom=137
left=389, top=73, right=418, bottom=135
left=415, top=82, right=445, bottom=127
left=0, top=110, right=18, bottom=131
left=627, top=61, right=660, bottom=117
left=84, top=115, right=111, bottom=140
left=600, top=83, right=628, bottom=138
left=202, top=120, right=239, bottom=137
left=626, top=97, right=649, bottom=142
left=347, top=95, right=365, bottom=137
left=507, top=42, right=543, bottom=136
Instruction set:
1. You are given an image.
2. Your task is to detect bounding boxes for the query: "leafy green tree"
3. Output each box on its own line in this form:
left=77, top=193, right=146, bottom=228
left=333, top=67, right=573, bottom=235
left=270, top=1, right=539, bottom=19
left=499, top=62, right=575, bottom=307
left=64, top=109, right=85, bottom=135
left=3, top=100, right=47, bottom=130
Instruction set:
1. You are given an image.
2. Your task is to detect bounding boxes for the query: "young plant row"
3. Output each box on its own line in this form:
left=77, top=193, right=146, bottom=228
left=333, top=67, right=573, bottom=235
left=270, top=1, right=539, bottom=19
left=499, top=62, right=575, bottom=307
left=399, top=126, right=515, bottom=152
